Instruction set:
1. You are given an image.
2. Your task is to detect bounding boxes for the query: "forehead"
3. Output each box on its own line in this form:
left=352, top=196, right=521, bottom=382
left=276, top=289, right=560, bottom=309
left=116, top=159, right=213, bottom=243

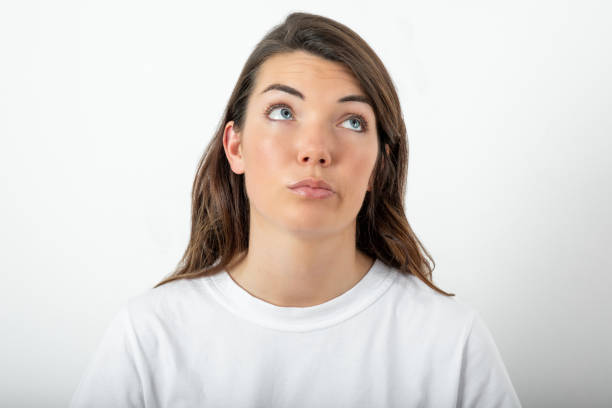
left=254, top=51, right=364, bottom=94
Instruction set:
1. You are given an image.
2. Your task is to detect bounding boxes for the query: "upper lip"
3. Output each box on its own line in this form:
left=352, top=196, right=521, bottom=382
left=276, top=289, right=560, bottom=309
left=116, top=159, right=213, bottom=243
left=288, top=177, right=334, bottom=191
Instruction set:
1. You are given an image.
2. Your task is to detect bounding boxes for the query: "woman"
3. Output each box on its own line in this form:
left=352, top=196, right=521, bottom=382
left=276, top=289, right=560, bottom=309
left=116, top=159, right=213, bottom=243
left=70, top=12, right=522, bottom=407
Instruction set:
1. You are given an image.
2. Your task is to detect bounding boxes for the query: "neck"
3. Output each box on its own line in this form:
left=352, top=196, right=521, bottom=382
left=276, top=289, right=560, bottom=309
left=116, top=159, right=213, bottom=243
left=225, top=216, right=374, bottom=307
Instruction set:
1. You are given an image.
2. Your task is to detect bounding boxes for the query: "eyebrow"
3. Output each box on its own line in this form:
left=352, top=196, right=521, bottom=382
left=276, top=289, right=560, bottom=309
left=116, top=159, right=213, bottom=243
left=260, top=83, right=373, bottom=108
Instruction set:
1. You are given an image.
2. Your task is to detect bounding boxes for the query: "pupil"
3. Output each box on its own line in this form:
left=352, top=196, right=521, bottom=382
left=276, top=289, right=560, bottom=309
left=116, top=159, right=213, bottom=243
left=282, top=109, right=290, bottom=118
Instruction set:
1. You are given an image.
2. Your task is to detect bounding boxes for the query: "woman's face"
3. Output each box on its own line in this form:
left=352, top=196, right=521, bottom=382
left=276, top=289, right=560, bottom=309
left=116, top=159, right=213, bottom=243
left=224, top=50, right=379, bottom=238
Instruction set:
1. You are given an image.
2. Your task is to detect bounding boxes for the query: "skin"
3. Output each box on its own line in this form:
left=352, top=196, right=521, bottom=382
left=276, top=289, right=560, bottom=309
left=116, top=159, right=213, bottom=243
left=222, top=50, right=387, bottom=307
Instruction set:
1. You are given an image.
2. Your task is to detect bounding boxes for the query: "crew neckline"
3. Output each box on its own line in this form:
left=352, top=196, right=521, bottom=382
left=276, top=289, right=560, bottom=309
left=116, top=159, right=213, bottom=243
left=204, top=258, right=397, bottom=332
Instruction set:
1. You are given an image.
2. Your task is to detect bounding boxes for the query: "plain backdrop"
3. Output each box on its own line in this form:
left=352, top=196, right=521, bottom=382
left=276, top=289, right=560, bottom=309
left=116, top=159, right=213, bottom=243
left=1, top=1, right=611, bottom=407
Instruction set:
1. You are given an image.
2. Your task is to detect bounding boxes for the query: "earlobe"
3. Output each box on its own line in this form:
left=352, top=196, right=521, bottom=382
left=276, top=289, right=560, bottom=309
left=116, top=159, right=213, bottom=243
left=223, top=121, right=245, bottom=175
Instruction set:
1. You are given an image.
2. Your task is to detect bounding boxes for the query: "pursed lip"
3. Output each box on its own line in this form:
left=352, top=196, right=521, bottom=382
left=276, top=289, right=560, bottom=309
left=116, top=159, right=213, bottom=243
left=288, top=177, right=334, bottom=192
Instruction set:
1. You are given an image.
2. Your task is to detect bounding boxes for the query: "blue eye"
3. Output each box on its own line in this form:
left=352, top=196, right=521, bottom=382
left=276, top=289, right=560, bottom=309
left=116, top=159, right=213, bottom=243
left=266, top=104, right=294, bottom=120
left=264, top=103, right=369, bottom=133
left=341, top=117, right=364, bottom=132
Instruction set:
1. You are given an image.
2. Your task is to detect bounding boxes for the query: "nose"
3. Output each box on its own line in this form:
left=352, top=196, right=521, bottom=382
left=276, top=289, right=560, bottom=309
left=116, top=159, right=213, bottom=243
left=296, top=122, right=332, bottom=167
left=297, top=149, right=331, bottom=166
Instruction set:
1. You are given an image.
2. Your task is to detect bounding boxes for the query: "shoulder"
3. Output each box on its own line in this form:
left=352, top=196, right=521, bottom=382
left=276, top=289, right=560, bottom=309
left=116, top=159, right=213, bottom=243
left=389, top=267, right=478, bottom=334
left=122, top=275, right=213, bottom=326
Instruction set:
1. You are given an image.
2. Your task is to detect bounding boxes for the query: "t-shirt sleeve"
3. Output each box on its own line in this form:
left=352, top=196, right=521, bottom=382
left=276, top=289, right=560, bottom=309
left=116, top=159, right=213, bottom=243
left=457, top=311, right=523, bottom=408
left=69, top=304, right=145, bottom=408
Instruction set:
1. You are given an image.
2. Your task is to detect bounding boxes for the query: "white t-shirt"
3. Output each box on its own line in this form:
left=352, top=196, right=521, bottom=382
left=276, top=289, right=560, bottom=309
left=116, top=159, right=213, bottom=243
left=70, top=258, right=522, bottom=407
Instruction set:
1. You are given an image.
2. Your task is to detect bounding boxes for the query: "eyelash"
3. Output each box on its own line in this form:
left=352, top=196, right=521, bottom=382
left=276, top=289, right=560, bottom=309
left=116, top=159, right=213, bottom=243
left=263, top=102, right=369, bottom=133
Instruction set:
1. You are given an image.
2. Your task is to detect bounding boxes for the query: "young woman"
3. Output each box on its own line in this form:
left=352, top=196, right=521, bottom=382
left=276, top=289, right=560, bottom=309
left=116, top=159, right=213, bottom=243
left=70, top=12, right=522, bottom=407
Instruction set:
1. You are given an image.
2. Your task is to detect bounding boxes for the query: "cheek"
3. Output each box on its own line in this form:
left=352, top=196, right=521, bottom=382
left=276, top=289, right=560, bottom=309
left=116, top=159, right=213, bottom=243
left=242, top=127, right=290, bottom=195
left=346, top=143, right=378, bottom=188
left=249, top=135, right=287, bottom=173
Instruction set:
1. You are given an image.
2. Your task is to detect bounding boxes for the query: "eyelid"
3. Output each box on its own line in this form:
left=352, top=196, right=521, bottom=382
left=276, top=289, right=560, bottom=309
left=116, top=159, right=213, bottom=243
left=345, top=113, right=369, bottom=132
left=264, top=102, right=294, bottom=119
left=264, top=101, right=369, bottom=132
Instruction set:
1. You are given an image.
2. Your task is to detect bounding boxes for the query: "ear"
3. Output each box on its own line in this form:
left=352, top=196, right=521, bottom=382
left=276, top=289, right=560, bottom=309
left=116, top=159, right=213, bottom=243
left=223, top=121, right=245, bottom=175
left=367, top=143, right=390, bottom=192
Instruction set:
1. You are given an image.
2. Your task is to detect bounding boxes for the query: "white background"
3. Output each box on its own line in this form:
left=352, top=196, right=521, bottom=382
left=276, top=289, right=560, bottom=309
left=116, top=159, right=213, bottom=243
left=1, top=1, right=611, bottom=407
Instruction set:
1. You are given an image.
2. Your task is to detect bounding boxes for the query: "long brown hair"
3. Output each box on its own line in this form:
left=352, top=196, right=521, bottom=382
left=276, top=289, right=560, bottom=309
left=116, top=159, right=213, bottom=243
left=153, top=12, right=454, bottom=297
